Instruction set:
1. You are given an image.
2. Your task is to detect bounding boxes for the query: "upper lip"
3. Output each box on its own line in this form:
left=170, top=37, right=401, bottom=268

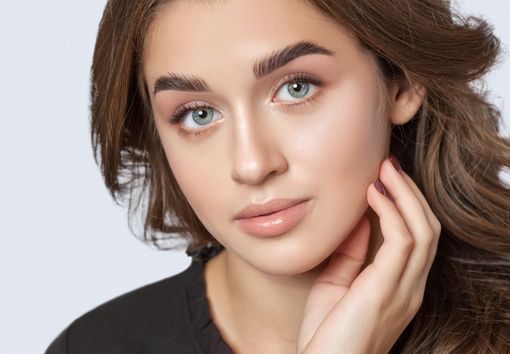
left=234, top=198, right=309, bottom=220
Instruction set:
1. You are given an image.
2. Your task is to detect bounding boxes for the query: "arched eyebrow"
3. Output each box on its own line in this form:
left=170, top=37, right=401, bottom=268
left=153, top=40, right=334, bottom=95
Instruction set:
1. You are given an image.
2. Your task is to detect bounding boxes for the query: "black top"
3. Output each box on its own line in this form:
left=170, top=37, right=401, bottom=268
left=44, top=244, right=234, bottom=354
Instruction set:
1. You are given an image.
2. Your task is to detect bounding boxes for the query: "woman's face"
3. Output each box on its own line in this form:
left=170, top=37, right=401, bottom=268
left=144, top=0, right=391, bottom=275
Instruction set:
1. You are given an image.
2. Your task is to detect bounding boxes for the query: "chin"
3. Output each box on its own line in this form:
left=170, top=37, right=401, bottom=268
left=236, top=242, right=336, bottom=277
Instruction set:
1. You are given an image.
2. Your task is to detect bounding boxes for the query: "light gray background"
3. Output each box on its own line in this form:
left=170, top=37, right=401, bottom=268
left=1, top=1, right=508, bottom=353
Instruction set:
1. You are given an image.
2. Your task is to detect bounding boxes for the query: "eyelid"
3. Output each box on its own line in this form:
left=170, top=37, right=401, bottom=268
left=170, top=100, right=223, bottom=125
left=270, top=71, right=323, bottom=103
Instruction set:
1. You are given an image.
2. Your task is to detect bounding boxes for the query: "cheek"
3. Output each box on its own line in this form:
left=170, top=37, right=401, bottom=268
left=169, top=156, right=210, bottom=204
left=287, top=81, right=387, bottom=243
left=290, top=80, right=387, bottom=186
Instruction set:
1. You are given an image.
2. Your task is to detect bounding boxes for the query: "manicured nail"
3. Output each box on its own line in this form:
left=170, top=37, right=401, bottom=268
left=389, top=154, right=402, bottom=173
left=374, top=180, right=386, bottom=196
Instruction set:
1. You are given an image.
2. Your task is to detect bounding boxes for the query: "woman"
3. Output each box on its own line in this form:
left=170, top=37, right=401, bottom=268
left=45, top=0, right=510, bottom=353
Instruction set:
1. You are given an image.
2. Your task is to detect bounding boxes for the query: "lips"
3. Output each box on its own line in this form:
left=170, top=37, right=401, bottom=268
left=234, top=198, right=309, bottom=220
left=233, top=199, right=311, bottom=237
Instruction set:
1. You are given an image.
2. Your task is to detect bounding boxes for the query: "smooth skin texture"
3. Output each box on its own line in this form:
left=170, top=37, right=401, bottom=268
left=143, top=0, right=439, bottom=353
left=297, top=162, right=441, bottom=353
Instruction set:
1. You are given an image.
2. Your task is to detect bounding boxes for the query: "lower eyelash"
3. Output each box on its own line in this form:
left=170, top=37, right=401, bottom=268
left=177, top=127, right=208, bottom=138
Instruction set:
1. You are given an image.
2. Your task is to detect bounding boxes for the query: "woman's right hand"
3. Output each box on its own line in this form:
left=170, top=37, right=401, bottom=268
left=296, top=157, right=442, bottom=354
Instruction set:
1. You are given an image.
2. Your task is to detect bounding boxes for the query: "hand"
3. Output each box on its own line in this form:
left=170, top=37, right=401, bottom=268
left=296, top=156, right=441, bottom=354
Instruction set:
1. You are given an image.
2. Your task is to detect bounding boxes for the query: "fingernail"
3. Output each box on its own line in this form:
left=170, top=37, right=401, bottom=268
left=389, top=154, right=402, bottom=173
left=374, top=180, right=386, bottom=196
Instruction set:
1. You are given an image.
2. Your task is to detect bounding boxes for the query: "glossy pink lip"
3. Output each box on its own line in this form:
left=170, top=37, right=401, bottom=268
left=234, top=199, right=311, bottom=237
left=234, top=198, right=309, bottom=220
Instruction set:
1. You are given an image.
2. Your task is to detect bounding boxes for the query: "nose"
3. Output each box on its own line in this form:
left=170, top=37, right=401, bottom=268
left=230, top=113, right=288, bottom=185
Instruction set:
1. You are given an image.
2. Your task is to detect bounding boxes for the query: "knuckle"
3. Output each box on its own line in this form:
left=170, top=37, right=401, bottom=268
left=435, top=221, right=442, bottom=237
left=422, top=229, right=435, bottom=247
left=432, top=217, right=442, bottom=236
left=399, top=234, right=414, bottom=252
left=421, top=238, right=433, bottom=253
left=408, top=294, right=424, bottom=316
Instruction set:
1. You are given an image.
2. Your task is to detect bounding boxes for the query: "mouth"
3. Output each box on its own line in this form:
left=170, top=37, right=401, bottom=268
left=234, top=199, right=311, bottom=237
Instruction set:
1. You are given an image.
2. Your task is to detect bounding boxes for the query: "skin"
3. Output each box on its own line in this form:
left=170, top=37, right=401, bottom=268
left=143, top=0, right=439, bottom=353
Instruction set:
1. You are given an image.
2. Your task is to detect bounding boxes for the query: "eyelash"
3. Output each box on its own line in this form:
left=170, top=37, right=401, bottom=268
left=169, top=72, right=324, bottom=138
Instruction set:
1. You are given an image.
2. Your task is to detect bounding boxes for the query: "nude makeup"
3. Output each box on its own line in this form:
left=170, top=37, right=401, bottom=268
left=234, top=199, right=311, bottom=237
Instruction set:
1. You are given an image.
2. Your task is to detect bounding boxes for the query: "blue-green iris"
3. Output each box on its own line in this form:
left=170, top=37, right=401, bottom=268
left=192, top=108, right=214, bottom=125
left=288, top=81, right=309, bottom=98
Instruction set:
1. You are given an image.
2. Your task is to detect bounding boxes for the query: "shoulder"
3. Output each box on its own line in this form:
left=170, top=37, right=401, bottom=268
left=45, top=260, right=202, bottom=354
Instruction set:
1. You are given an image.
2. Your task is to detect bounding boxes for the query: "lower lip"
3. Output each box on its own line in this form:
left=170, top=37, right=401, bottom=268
left=234, top=200, right=311, bottom=237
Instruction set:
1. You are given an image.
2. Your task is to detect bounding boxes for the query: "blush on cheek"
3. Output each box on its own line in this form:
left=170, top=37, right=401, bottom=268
left=300, top=88, right=386, bottom=188
left=169, top=161, right=202, bottom=205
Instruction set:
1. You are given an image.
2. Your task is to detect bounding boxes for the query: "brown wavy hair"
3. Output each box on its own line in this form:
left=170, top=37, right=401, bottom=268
left=90, top=0, right=510, bottom=352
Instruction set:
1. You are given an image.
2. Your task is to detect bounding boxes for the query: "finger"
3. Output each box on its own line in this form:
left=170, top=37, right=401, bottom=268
left=380, top=158, right=439, bottom=293
left=401, top=171, right=442, bottom=236
left=400, top=172, right=441, bottom=290
left=379, top=160, right=434, bottom=279
left=366, top=180, right=414, bottom=291
left=379, top=159, right=433, bottom=249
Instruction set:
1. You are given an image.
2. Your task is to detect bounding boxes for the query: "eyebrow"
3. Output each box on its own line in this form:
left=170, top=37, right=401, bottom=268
left=153, top=40, right=335, bottom=95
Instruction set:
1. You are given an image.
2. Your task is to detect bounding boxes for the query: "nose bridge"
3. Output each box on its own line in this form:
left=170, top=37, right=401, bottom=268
left=230, top=105, right=287, bottom=185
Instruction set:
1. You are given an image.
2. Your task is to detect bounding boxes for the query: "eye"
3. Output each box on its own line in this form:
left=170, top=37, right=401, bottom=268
left=169, top=101, right=223, bottom=133
left=168, top=73, right=323, bottom=137
left=273, top=73, right=321, bottom=103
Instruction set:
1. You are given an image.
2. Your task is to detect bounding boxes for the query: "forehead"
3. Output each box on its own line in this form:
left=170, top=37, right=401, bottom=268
left=143, top=0, right=362, bottom=84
